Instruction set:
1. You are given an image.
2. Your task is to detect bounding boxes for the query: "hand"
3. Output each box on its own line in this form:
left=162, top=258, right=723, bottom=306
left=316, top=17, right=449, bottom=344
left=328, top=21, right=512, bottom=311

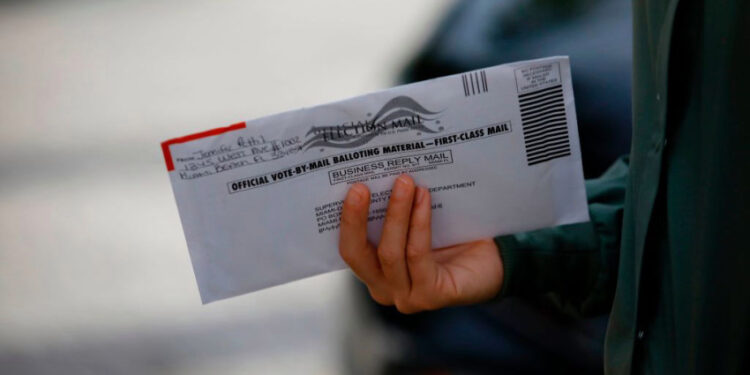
left=338, top=174, right=504, bottom=314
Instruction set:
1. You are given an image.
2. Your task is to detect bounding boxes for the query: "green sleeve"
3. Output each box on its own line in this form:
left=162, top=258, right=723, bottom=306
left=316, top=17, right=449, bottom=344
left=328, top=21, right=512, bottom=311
left=494, top=156, right=628, bottom=316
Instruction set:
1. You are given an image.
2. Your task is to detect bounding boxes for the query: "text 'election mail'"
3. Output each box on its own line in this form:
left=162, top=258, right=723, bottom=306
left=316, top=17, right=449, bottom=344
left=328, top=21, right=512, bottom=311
left=162, top=56, right=589, bottom=303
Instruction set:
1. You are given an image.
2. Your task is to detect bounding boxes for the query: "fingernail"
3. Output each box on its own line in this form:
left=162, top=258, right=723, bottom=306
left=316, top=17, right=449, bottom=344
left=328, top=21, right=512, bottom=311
left=416, top=186, right=426, bottom=204
left=393, top=175, right=412, bottom=199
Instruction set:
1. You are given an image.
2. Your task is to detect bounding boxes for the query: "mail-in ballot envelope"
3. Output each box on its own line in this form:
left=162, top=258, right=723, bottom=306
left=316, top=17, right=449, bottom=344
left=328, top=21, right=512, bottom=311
left=162, top=56, right=589, bottom=303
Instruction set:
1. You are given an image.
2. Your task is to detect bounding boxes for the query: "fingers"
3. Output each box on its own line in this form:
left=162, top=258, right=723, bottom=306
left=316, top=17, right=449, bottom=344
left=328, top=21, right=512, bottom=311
left=340, top=176, right=439, bottom=313
left=378, top=175, right=416, bottom=298
left=405, top=186, right=437, bottom=294
left=339, top=183, right=382, bottom=286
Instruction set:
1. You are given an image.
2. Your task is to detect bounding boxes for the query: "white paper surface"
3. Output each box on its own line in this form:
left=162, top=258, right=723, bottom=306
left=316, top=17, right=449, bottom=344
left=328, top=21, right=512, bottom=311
left=162, top=56, right=589, bottom=303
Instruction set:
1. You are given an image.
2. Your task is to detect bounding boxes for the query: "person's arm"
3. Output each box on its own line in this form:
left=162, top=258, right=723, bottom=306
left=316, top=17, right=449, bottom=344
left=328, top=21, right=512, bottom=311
left=496, top=156, right=628, bottom=316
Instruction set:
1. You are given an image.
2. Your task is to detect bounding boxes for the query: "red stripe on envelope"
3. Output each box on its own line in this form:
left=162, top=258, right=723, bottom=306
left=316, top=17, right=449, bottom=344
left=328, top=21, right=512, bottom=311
left=161, top=121, right=246, bottom=171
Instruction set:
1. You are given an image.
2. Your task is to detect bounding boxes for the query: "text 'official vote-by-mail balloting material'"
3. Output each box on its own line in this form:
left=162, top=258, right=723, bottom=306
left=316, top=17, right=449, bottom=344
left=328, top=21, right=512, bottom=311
left=161, top=56, right=589, bottom=303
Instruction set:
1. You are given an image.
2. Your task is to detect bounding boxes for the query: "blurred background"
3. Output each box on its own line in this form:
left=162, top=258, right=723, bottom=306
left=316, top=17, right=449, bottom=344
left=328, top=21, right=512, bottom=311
left=0, top=0, right=632, bottom=374
left=0, top=1, right=452, bottom=373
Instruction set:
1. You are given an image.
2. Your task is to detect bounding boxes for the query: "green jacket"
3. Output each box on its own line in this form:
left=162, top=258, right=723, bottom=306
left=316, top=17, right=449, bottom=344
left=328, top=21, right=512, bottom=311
left=496, top=0, right=750, bottom=373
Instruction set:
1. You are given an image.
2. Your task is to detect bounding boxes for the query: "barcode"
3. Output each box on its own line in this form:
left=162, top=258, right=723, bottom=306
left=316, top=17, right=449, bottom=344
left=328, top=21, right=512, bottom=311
left=461, top=70, right=488, bottom=96
left=518, top=85, right=570, bottom=165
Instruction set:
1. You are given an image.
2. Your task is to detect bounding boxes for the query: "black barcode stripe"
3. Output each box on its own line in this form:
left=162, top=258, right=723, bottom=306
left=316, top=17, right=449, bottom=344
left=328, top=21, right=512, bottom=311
left=523, top=118, right=566, bottom=134
left=526, top=132, right=569, bottom=146
left=528, top=147, right=571, bottom=159
left=525, top=125, right=569, bottom=140
left=519, top=91, right=564, bottom=108
left=520, top=100, right=565, bottom=114
left=525, top=131, right=569, bottom=147
left=527, top=144, right=570, bottom=159
left=522, top=108, right=566, bottom=122
left=519, top=84, right=570, bottom=166
left=520, top=96, right=565, bottom=112
left=523, top=100, right=565, bottom=117
left=461, top=70, right=489, bottom=97
left=526, top=140, right=570, bottom=157
left=522, top=107, right=567, bottom=121
left=524, top=123, right=568, bottom=138
left=528, top=150, right=572, bottom=165
left=525, top=128, right=568, bottom=143
left=523, top=118, right=567, bottom=133
left=528, top=147, right=570, bottom=161
left=527, top=143, right=571, bottom=163
left=529, top=151, right=571, bottom=166
left=527, top=143, right=571, bottom=158
left=522, top=112, right=566, bottom=126
left=519, top=89, right=563, bottom=104
left=527, top=139, right=570, bottom=154
left=520, top=92, right=564, bottom=107
left=528, top=147, right=571, bottom=161
left=518, top=84, right=561, bottom=98
left=526, top=136, right=571, bottom=151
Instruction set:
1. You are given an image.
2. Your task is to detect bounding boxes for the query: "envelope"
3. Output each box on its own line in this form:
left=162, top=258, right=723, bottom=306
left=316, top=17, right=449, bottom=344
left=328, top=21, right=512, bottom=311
left=161, top=56, right=588, bottom=303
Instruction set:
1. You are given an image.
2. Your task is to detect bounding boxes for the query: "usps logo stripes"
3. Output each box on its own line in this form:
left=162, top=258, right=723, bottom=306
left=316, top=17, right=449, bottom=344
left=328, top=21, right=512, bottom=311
left=518, top=84, right=571, bottom=165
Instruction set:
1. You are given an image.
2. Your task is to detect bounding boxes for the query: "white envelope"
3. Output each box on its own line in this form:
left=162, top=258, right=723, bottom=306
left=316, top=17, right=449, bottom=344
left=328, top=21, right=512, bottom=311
left=162, top=56, right=589, bottom=303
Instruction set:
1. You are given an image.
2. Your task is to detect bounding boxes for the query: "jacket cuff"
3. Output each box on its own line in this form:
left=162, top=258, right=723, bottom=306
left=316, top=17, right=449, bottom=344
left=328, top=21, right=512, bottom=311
left=494, top=234, right=525, bottom=298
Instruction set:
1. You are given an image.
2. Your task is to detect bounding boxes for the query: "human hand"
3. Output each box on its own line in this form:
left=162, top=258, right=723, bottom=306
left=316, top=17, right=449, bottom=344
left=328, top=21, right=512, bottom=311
left=339, top=174, right=504, bottom=314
